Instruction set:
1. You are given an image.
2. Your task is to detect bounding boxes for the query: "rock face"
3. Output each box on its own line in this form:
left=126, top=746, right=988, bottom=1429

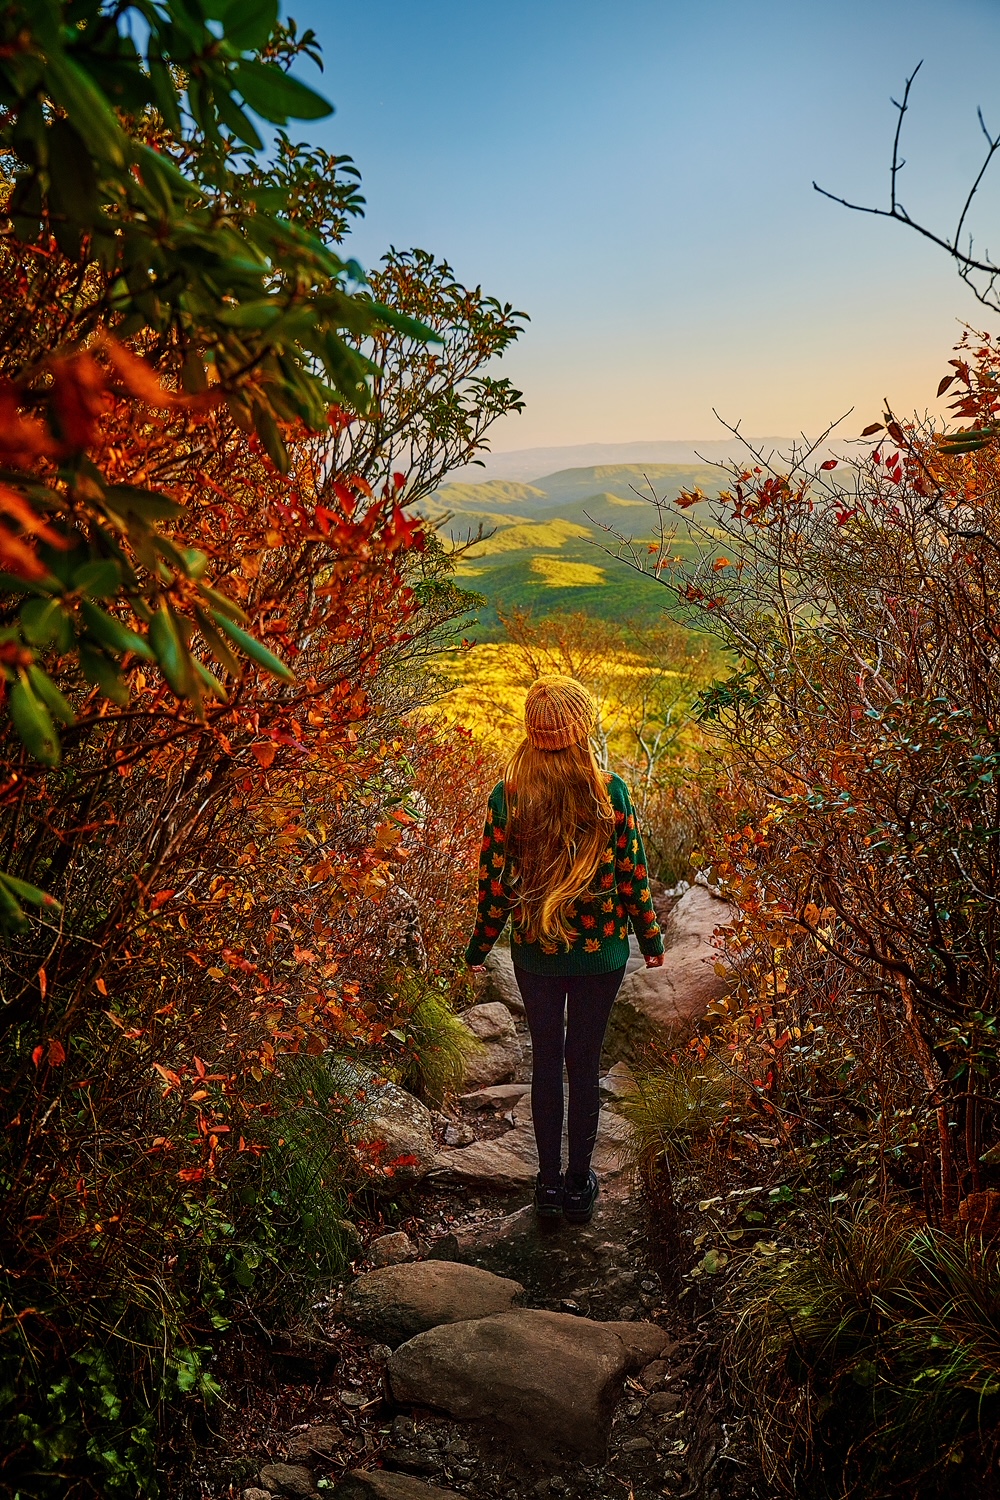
left=454, top=1001, right=522, bottom=1089
left=430, top=1091, right=631, bottom=1191
left=340, top=1260, right=524, bottom=1347
left=617, top=886, right=732, bottom=1032
left=387, top=1309, right=672, bottom=1461
left=332, top=1473, right=464, bottom=1499
left=350, top=1073, right=437, bottom=1184
left=482, top=945, right=524, bottom=1015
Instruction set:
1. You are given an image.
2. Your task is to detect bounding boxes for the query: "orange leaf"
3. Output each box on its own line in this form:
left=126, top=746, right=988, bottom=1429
left=47, top=1038, right=66, bottom=1066
left=100, top=336, right=178, bottom=409
left=250, top=742, right=277, bottom=768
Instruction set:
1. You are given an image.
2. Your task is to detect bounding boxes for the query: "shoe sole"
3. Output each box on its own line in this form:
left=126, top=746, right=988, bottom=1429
left=535, top=1204, right=564, bottom=1219
left=563, top=1205, right=596, bottom=1224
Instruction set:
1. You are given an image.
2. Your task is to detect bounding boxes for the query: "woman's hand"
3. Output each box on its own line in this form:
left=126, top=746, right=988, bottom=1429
left=644, top=953, right=665, bottom=968
left=468, top=964, right=486, bottom=973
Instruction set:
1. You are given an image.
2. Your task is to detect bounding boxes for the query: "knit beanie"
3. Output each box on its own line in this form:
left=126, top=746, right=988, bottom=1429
left=523, top=675, right=596, bottom=751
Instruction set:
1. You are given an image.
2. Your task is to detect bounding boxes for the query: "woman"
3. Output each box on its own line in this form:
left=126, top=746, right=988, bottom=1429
left=465, top=675, right=665, bottom=1224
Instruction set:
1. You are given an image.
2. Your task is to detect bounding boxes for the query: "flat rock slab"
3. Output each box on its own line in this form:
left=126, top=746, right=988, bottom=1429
left=617, top=886, right=733, bottom=1032
left=430, top=1096, right=632, bottom=1193
left=332, top=1473, right=464, bottom=1499
left=340, top=1260, right=523, bottom=1347
left=458, top=1082, right=530, bottom=1111
left=387, top=1309, right=672, bottom=1462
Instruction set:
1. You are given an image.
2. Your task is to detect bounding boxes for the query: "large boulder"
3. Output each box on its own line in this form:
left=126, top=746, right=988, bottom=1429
left=340, top=1260, right=524, bottom=1347
left=387, top=1309, right=673, bottom=1461
left=332, top=1474, right=464, bottom=1500
left=616, top=886, right=733, bottom=1032
left=454, top=1001, right=521, bottom=1089
left=482, top=945, right=524, bottom=1015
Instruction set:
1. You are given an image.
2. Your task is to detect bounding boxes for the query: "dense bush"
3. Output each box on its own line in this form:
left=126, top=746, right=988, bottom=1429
left=609, top=333, right=1000, bottom=1493
left=0, top=4, right=516, bottom=1492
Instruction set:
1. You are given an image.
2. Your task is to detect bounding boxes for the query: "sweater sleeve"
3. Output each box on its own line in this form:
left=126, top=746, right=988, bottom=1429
left=613, top=782, right=665, bottom=958
left=464, top=783, right=513, bottom=967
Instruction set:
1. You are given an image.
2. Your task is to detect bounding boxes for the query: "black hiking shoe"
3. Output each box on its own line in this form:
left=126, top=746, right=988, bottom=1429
left=563, top=1169, right=599, bottom=1224
left=534, top=1172, right=564, bottom=1218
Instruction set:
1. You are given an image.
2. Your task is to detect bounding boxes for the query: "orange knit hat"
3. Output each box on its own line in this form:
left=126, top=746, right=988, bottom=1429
left=523, top=675, right=596, bottom=751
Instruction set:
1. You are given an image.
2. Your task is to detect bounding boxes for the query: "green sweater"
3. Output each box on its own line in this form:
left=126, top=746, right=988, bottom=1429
left=464, top=773, right=665, bottom=976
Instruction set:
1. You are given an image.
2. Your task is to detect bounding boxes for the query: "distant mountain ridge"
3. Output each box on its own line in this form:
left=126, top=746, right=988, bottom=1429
left=421, top=461, right=725, bottom=636
left=446, top=437, right=794, bottom=484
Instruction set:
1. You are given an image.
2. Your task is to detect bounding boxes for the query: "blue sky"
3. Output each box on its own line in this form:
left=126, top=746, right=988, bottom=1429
left=291, top=0, right=1000, bottom=450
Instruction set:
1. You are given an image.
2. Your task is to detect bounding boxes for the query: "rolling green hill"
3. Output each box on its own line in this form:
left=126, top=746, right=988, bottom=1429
left=419, top=463, right=722, bottom=637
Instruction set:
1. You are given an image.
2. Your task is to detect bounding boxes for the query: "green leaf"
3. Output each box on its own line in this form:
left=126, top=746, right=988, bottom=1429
left=233, top=61, right=333, bottom=124
left=42, top=52, right=127, bottom=169
left=102, top=486, right=186, bottom=522
left=193, top=659, right=228, bottom=703
left=10, top=674, right=60, bottom=766
left=20, top=597, right=72, bottom=651
left=47, top=117, right=98, bottom=229
left=80, top=601, right=154, bottom=662
left=73, top=559, right=122, bottom=599
left=0, top=877, right=28, bottom=933
left=79, top=645, right=130, bottom=706
left=193, top=606, right=241, bottom=677
left=225, top=0, right=280, bottom=51
left=28, top=666, right=76, bottom=727
left=149, top=603, right=195, bottom=697
left=0, top=869, right=61, bottom=910
left=213, top=86, right=265, bottom=151
left=209, top=610, right=294, bottom=682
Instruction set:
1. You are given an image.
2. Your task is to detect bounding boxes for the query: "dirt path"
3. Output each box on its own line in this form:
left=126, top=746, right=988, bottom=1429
left=204, top=891, right=758, bottom=1500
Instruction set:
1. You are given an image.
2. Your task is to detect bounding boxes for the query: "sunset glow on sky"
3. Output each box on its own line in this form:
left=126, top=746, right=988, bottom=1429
left=298, top=0, right=1000, bottom=452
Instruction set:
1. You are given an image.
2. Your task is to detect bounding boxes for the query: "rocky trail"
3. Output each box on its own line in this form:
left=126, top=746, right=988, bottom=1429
left=205, top=887, right=758, bottom=1500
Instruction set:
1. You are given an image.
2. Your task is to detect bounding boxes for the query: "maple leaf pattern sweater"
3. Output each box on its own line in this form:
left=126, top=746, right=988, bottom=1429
left=464, top=773, right=665, bottom=975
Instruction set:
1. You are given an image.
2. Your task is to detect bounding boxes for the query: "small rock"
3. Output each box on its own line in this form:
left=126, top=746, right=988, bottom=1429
left=244, top=1490, right=273, bottom=1500
left=455, top=1002, right=522, bottom=1088
left=640, top=1358, right=670, bottom=1388
left=339, top=1390, right=368, bottom=1408
left=443, top=1121, right=474, bottom=1146
left=258, top=1463, right=317, bottom=1498
left=391, top=1416, right=416, bottom=1442
left=598, top=1061, right=637, bottom=1101
left=646, top=1390, right=683, bottom=1415
left=332, top=1472, right=465, bottom=1499
left=286, top=1423, right=345, bottom=1460
left=368, top=1231, right=416, bottom=1268
left=620, top=1436, right=653, bottom=1452
left=601, top=1322, right=674, bottom=1367
left=341, top=1260, right=524, bottom=1347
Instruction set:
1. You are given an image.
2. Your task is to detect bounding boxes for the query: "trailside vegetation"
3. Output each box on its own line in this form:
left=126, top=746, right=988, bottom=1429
left=605, top=335, right=1000, bottom=1496
left=0, top=4, right=516, bottom=1492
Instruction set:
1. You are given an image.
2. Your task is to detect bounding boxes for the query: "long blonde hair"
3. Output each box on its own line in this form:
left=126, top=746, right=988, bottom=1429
left=503, top=737, right=615, bottom=948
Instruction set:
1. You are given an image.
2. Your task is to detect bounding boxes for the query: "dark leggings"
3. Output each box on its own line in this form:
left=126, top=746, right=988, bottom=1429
left=513, top=964, right=626, bottom=1185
